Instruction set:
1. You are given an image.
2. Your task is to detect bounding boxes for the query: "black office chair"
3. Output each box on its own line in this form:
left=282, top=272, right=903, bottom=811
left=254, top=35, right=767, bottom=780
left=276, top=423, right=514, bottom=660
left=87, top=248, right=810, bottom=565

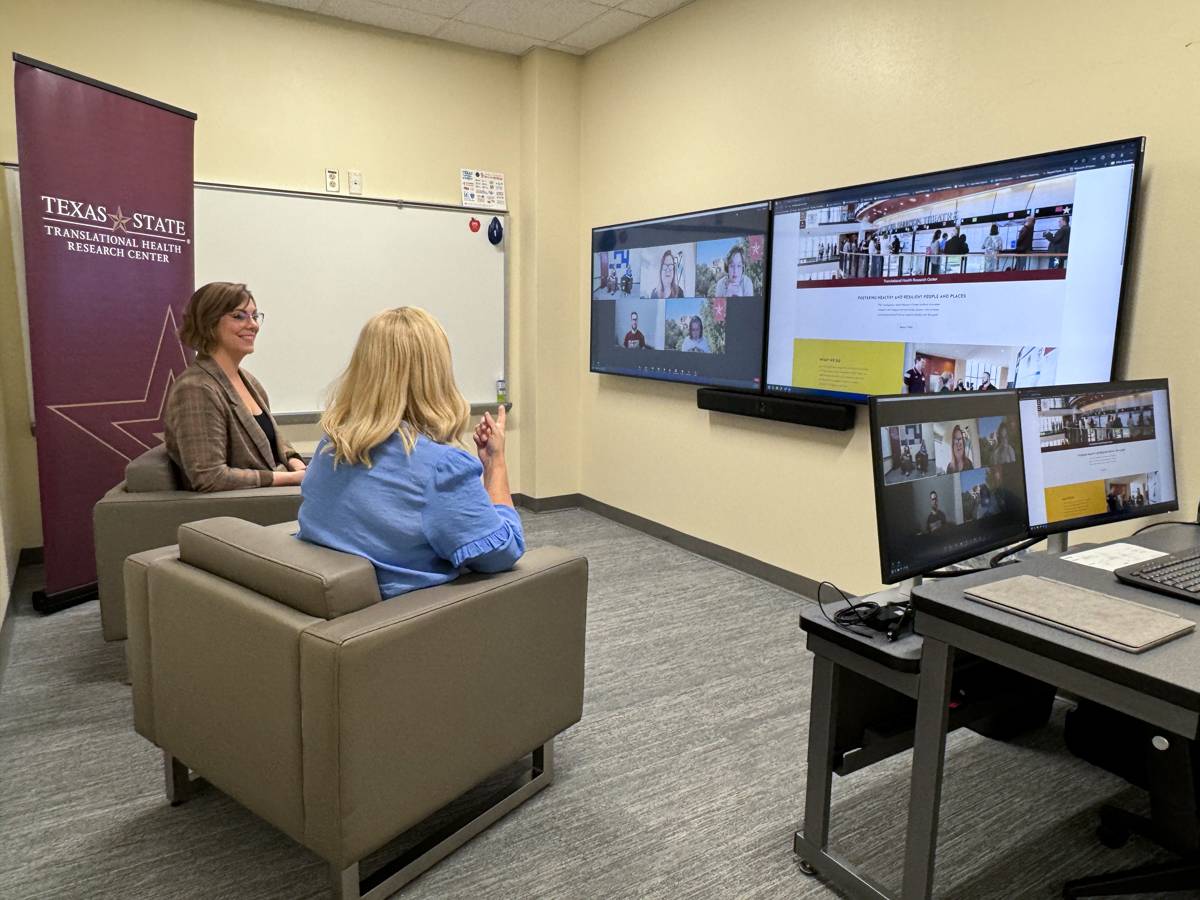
left=1061, top=700, right=1200, bottom=897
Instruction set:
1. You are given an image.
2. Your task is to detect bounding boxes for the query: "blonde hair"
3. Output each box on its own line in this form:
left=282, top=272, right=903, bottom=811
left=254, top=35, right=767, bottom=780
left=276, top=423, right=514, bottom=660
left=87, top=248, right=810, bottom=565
left=320, top=307, right=470, bottom=465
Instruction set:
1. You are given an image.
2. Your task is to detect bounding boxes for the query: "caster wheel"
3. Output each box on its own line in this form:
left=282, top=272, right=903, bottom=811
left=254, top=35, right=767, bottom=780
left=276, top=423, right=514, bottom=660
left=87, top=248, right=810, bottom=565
left=798, top=859, right=817, bottom=876
left=1097, top=823, right=1129, bottom=849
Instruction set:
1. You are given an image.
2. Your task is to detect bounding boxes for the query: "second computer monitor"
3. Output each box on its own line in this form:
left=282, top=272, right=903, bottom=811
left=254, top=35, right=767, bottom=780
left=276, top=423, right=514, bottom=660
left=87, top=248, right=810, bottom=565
left=871, top=392, right=1029, bottom=583
left=1018, top=378, right=1178, bottom=536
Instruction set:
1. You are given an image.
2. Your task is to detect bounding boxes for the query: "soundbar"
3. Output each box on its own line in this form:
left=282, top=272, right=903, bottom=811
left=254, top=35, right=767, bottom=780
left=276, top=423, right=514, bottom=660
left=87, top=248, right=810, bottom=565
left=696, top=389, right=856, bottom=430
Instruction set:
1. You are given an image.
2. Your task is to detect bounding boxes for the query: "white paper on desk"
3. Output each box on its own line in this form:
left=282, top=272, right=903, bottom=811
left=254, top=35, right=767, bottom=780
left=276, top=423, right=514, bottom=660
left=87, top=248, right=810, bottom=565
left=1061, top=543, right=1168, bottom=572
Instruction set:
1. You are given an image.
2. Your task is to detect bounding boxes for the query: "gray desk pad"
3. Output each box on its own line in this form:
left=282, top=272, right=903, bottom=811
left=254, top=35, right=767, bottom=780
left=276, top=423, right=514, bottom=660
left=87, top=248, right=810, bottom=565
left=911, top=527, right=1200, bottom=712
left=965, top=574, right=1193, bottom=652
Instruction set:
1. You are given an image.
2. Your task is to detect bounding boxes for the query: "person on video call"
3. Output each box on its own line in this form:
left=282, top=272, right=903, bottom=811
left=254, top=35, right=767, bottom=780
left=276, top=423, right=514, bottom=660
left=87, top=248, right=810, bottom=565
left=1043, top=215, right=1071, bottom=268
left=992, top=420, right=1017, bottom=464
left=944, top=424, right=975, bottom=473
left=714, top=246, right=754, bottom=297
left=978, top=371, right=997, bottom=391
left=982, top=223, right=1003, bottom=272
left=916, top=439, right=929, bottom=474
left=938, top=371, right=958, bottom=393
left=1015, top=215, right=1035, bottom=269
left=926, top=491, right=948, bottom=533
left=681, top=316, right=712, bottom=353
left=623, top=311, right=646, bottom=349
left=903, top=356, right=927, bottom=393
left=651, top=250, right=685, bottom=299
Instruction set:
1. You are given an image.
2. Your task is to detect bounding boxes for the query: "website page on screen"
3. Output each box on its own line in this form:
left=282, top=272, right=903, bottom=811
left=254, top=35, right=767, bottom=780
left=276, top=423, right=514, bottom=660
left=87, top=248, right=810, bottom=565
left=873, top=393, right=1028, bottom=583
left=1019, top=382, right=1177, bottom=533
left=767, top=140, right=1141, bottom=401
left=590, top=203, right=769, bottom=390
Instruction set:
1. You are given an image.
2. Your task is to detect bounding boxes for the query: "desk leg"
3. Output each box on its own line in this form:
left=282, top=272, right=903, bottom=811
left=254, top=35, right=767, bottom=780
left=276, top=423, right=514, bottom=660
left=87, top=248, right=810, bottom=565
left=902, top=637, right=954, bottom=900
left=803, top=655, right=839, bottom=849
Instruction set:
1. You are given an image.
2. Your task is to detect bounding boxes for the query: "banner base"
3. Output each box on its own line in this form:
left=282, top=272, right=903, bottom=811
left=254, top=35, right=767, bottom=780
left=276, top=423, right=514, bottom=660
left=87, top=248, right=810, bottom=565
left=32, top=583, right=98, bottom=615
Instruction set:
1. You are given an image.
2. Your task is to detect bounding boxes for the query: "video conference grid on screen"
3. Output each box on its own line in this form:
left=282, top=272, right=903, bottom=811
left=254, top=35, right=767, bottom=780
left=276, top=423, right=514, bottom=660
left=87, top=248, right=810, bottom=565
left=872, top=392, right=1029, bottom=584
left=768, top=138, right=1143, bottom=403
left=589, top=202, right=769, bottom=390
left=1019, top=379, right=1178, bottom=535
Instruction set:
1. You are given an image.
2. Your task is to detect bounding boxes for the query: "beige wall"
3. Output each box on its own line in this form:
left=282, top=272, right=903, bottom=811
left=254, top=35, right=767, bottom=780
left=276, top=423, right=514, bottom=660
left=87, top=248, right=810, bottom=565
left=0, top=0, right=532, bottom=556
left=517, top=49, right=582, bottom=498
left=578, top=0, right=1200, bottom=594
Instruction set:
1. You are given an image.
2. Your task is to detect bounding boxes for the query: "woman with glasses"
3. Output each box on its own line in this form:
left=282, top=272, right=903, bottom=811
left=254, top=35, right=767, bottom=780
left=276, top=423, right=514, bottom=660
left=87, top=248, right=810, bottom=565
left=164, top=281, right=305, bottom=491
left=297, top=307, right=523, bottom=597
left=650, top=249, right=685, bottom=299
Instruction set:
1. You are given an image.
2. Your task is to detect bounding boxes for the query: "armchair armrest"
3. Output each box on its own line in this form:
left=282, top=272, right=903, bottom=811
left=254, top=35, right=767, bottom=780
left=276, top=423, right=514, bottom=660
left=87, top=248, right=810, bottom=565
left=298, top=547, right=588, bottom=866
left=95, top=483, right=302, bottom=641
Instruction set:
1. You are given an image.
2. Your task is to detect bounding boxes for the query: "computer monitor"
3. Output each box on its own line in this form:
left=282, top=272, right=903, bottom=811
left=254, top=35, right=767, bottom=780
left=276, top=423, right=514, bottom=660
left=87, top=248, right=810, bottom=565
left=767, top=137, right=1144, bottom=402
left=589, top=202, right=769, bottom=390
left=870, top=392, right=1029, bottom=584
left=1018, top=378, right=1178, bottom=537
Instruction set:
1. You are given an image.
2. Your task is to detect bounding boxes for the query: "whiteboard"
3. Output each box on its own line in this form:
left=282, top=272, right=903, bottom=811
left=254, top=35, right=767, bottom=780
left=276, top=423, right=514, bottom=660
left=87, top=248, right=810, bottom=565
left=194, top=185, right=506, bottom=414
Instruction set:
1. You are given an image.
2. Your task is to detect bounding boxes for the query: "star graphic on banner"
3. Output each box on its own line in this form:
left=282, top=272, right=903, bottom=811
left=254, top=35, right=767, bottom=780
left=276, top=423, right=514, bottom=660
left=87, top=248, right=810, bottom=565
left=46, top=307, right=190, bottom=461
left=108, top=206, right=132, bottom=232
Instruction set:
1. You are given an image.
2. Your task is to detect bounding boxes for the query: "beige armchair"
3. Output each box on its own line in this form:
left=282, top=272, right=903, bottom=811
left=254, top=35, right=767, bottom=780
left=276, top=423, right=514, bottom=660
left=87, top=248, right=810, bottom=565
left=93, top=444, right=302, bottom=641
left=125, top=517, right=587, bottom=899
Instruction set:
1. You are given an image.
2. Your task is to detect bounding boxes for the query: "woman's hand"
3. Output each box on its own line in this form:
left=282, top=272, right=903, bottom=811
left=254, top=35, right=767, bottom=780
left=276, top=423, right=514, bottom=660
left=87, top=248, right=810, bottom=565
left=272, top=469, right=305, bottom=487
left=473, top=406, right=507, bottom=467
left=287, top=456, right=307, bottom=472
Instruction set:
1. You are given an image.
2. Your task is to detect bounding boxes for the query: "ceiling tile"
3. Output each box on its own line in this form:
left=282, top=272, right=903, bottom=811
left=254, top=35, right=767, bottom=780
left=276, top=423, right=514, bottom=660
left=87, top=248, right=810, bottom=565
left=457, top=0, right=607, bottom=42
left=373, top=0, right=473, bottom=15
left=561, top=7, right=647, bottom=50
left=619, top=0, right=689, bottom=17
left=257, top=0, right=326, bottom=12
left=434, top=18, right=544, bottom=54
left=546, top=42, right=588, bottom=55
left=322, top=0, right=447, bottom=33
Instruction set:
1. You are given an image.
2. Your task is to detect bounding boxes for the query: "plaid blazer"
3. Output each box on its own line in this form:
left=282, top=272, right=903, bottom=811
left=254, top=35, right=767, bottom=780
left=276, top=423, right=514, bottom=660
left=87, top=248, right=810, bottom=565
left=164, top=356, right=300, bottom=492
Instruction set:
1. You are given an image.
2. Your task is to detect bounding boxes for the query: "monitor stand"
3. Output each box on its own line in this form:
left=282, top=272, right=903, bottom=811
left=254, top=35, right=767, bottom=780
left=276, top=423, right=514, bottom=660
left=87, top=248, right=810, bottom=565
left=1047, top=532, right=1069, bottom=554
left=861, top=576, right=920, bottom=608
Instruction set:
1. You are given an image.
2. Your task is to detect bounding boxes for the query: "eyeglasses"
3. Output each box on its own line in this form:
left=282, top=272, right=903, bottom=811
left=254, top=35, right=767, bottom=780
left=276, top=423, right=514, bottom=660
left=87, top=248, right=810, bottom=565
left=229, top=310, right=265, bottom=326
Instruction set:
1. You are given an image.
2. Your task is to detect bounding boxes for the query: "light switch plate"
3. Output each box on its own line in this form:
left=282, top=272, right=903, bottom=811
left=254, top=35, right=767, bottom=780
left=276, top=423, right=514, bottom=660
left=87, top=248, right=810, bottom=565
left=348, top=170, right=363, bottom=195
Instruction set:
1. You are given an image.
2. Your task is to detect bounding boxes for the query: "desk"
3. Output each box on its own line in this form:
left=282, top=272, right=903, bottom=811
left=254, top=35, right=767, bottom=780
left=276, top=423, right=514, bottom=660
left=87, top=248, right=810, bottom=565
left=904, top=527, right=1200, bottom=899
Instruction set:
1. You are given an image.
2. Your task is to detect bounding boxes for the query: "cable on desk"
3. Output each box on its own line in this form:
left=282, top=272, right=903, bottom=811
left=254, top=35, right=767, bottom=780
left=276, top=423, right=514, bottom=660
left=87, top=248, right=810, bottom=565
left=1129, top=519, right=1200, bottom=537
left=814, top=580, right=881, bottom=638
left=989, top=537, right=1045, bottom=568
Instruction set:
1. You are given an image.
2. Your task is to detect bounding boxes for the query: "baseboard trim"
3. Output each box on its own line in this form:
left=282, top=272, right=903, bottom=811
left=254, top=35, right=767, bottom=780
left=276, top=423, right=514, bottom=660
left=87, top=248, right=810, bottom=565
left=515, top=492, right=818, bottom=600
left=513, top=493, right=586, bottom=513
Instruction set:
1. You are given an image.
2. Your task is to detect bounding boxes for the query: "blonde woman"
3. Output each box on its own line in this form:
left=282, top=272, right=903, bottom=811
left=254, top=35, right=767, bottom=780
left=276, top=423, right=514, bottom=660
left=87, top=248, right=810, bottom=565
left=297, top=307, right=523, bottom=596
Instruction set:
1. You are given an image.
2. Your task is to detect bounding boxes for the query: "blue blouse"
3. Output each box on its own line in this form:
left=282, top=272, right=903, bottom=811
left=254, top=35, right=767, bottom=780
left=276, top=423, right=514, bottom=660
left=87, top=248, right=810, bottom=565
left=297, top=432, right=525, bottom=598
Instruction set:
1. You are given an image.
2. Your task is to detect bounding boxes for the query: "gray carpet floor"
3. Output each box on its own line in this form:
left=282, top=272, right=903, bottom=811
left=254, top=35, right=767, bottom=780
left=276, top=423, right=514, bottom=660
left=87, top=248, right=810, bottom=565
left=0, top=508, right=1180, bottom=899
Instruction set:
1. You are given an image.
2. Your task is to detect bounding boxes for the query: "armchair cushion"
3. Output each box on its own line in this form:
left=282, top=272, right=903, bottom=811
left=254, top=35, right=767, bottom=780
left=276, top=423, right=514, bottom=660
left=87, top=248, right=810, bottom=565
left=124, top=444, right=181, bottom=493
left=178, top=517, right=382, bottom=619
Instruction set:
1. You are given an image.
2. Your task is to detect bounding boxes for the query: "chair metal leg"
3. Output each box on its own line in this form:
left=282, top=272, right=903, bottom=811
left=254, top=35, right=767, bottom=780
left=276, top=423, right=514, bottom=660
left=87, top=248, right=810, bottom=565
left=331, top=862, right=360, bottom=900
left=332, top=740, right=556, bottom=900
left=163, top=751, right=192, bottom=806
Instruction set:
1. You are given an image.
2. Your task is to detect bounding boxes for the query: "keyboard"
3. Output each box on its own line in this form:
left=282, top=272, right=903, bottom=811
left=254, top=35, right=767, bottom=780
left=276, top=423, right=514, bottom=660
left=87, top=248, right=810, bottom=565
left=1115, top=550, right=1200, bottom=602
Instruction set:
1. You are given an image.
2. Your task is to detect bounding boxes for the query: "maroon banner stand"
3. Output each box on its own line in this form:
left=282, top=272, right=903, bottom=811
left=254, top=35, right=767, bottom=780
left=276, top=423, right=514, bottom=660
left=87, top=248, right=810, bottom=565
left=13, top=55, right=196, bottom=612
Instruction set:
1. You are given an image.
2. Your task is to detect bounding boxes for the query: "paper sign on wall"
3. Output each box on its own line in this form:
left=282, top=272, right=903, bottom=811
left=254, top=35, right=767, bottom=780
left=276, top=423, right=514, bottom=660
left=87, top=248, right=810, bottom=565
left=461, top=168, right=506, bottom=210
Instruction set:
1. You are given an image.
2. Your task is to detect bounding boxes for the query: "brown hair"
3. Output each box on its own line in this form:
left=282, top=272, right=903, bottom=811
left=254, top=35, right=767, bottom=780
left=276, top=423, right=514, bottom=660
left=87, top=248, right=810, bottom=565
left=179, top=282, right=254, bottom=355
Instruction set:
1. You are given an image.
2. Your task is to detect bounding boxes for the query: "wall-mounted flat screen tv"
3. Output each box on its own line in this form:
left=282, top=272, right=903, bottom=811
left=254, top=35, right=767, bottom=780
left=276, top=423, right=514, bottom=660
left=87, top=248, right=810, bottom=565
left=766, top=137, right=1144, bottom=403
left=590, top=202, right=770, bottom=390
